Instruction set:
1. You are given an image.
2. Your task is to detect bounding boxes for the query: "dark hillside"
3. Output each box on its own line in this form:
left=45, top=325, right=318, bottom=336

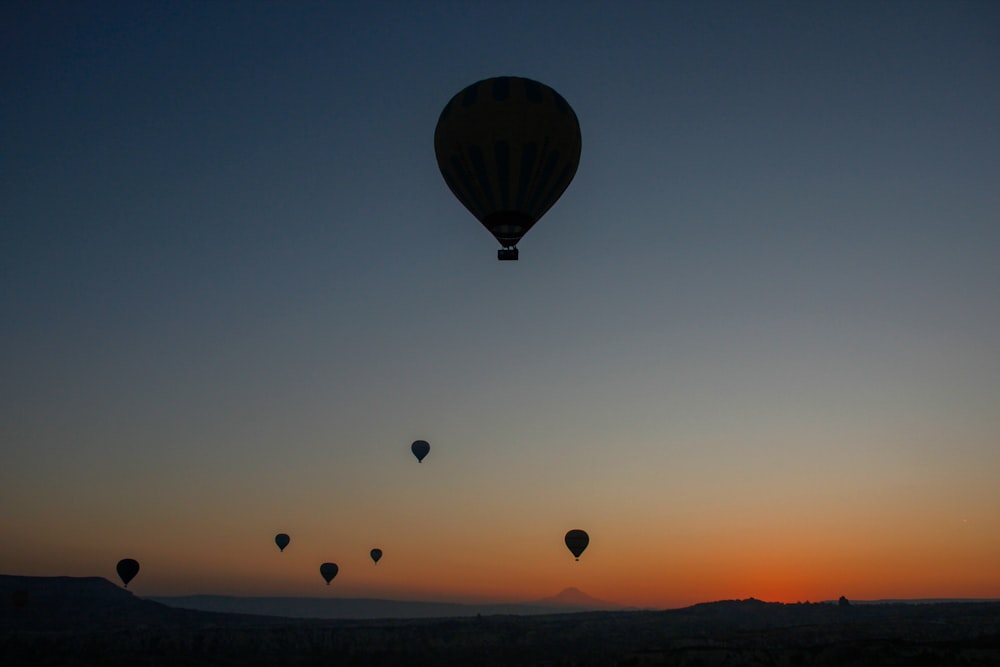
left=3, top=576, right=1000, bottom=666
left=0, top=575, right=287, bottom=631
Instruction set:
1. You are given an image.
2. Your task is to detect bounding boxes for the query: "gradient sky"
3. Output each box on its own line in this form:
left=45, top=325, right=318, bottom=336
left=3, top=1, right=999, bottom=608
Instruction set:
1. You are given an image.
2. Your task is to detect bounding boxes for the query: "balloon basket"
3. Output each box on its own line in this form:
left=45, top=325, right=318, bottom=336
left=498, top=248, right=519, bottom=261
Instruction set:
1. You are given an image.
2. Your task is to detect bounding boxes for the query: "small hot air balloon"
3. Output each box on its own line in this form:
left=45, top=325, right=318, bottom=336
left=564, top=530, right=589, bottom=561
left=370, top=548, right=383, bottom=564
left=411, top=440, right=430, bottom=463
left=116, top=558, right=140, bottom=587
left=435, top=76, right=582, bottom=260
left=320, top=562, right=339, bottom=585
left=275, top=533, right=290, bottom=552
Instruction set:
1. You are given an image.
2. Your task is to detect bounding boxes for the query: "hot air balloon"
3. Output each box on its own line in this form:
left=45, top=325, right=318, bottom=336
left=564, top=530, right=589, bottom=561
left=370, top=548, right=383, bottom=564
left=116, top=558, right=140, bottom=587
left=434, top=76, right=582, bottom=260
left=411, top=440, right=430, bottom=463
left=274, top=533, right=290, bottom=552
left=320, top=562, right=339, bottom=585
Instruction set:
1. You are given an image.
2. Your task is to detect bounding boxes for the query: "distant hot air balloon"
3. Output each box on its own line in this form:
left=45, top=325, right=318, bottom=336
left=564, top=530, right=589, bottom=561
left=116, top=558, right=140, bottom=587
left=435, top=76, right=582, bottom=260
left=275, top=533, right=290, bottom=552
left=370, top=548, right=383, bottom=564
left=411, top=440, right=430, bottom=463
left=320, top=562, right=339, bottom=585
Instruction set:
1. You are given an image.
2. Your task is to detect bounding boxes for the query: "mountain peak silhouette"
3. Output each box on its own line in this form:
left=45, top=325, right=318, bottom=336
left=533, top=587, right=622, bottom=609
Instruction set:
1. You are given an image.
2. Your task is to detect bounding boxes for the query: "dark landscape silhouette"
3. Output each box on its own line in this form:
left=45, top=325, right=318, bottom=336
left=4, top=574, right=1000, bottom=666
left=151, top=585, right=623, bottom=620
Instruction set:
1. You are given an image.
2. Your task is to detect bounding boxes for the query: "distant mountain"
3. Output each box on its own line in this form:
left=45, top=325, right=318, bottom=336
left=151, top=590, right=620, bottom=620
left=1, top=573, right=621, bottom=626
left=152, top=586, right=624, bottom=620
left=155, top=595, right=483, bottom=619
left=531, top=587, right=625, bottom=611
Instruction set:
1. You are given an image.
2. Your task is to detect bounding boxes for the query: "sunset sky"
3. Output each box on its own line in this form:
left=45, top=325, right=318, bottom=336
left=3, top=1, right=999, bottom=609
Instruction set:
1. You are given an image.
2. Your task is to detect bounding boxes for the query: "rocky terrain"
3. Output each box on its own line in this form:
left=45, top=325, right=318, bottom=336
left=3, top=575, right=1000, bottom=665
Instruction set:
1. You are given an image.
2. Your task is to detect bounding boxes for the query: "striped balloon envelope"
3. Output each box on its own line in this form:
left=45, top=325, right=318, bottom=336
left=434, top=76, right=582, bottom=260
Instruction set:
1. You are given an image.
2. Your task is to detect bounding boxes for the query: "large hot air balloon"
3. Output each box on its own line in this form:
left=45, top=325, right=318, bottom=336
left=411, top=440, right=430, bottom=463
left=434, top=76, right=582, bottom=260
left=564, top=530, right=589, bottom=561
left=320, top=562, right=339, bottom=585
left=116, top=558, right=140, bottom=587
left=275, top=533, right=290, bottom=552
left=370, top=548, right=383, bottom=564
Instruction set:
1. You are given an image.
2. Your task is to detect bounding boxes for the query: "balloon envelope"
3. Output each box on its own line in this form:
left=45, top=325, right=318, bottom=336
left=370, top=548, right=383, bottom=564
left=116, top=558, right=140, bottom=587
left=564, top=530, right=589, bottom=560
left=411, top=440, right=430, bottom=463
left=320, top=562, right=339, bottom=585
left=434, top=76, right=582, bottom=252
left=274, top=533, right=290, bottom=552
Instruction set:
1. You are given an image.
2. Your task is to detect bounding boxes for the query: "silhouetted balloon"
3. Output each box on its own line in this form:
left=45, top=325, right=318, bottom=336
left=564, top=530, right=589, bottom=561
left=275, top=533, right=290, bottom=552
left=411, top=440, right=430, bottom=463
left=370, top=548, right=383, bottom=564
left=116, top=558, right=140, bottom=587
left=435, top=76, right=582, bottom=260
left=320, top=562, right=338, bottom=585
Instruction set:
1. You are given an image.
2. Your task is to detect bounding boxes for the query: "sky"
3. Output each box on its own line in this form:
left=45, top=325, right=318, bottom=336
left=2, top=1, right=999, bottom=609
